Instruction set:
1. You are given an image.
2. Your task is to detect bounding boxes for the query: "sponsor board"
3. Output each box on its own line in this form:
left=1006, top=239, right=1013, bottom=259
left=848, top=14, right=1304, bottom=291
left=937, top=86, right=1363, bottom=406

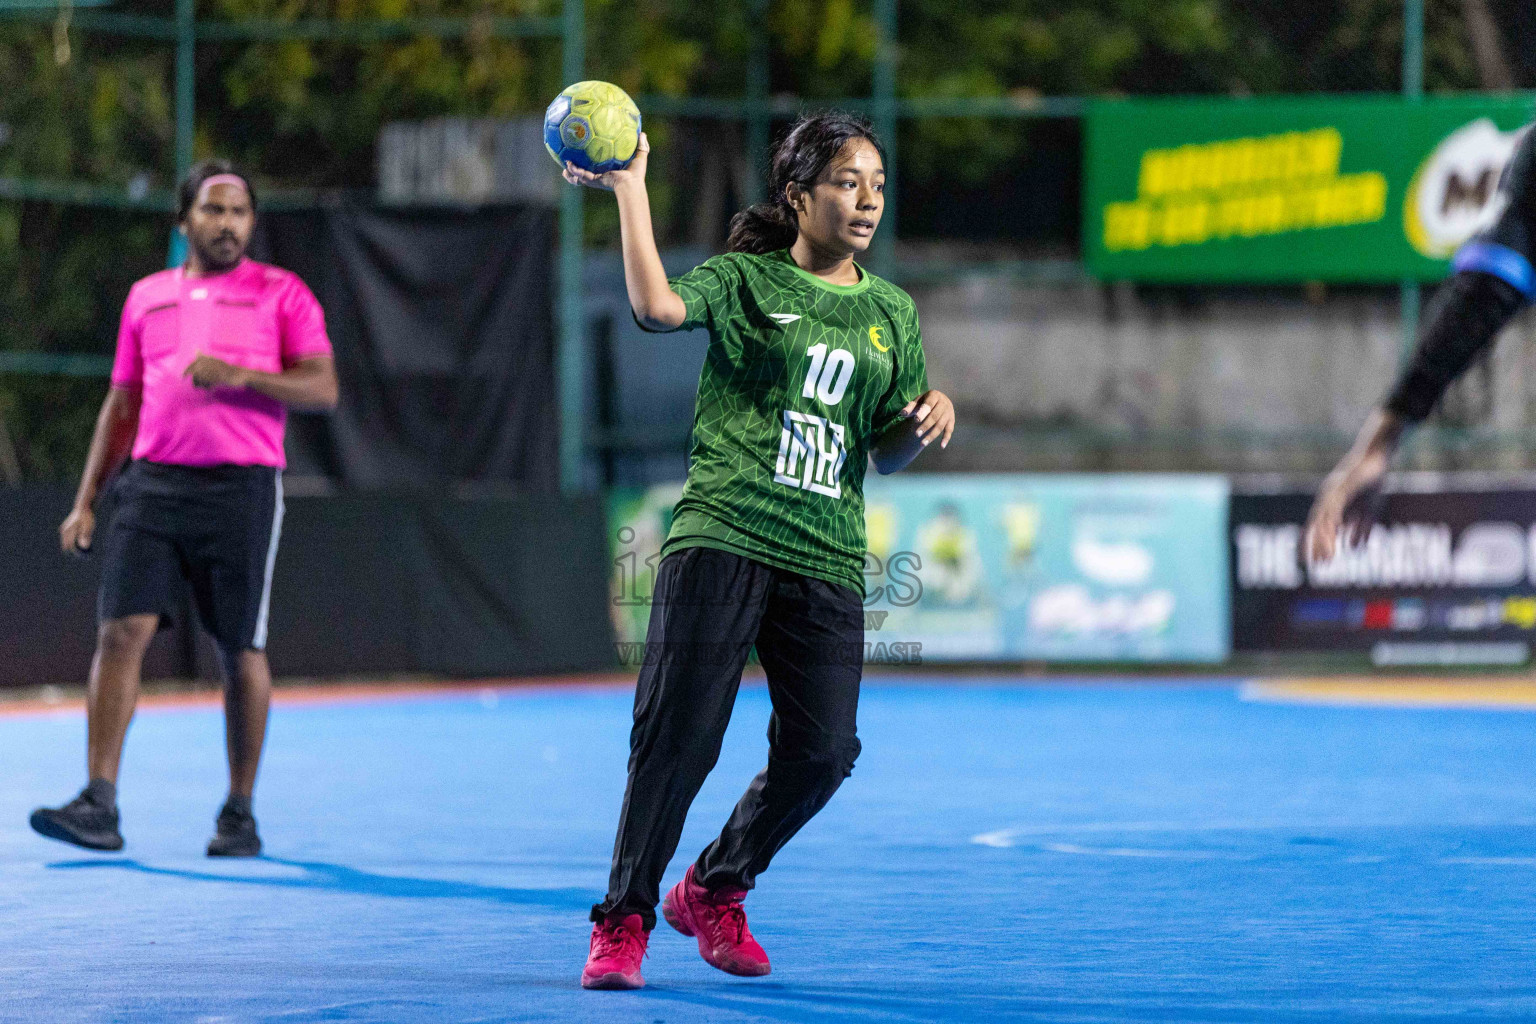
left=1232, top=485, right=1536, bottom=658
left=611, top=475, right=1231, bottom=663
left=1085, top=95, right=1534, bottom=283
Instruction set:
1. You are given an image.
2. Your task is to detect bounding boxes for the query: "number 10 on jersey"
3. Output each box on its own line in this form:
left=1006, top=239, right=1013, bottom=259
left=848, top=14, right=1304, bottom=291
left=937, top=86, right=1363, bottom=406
left=802, top=343, right=854, bottom=405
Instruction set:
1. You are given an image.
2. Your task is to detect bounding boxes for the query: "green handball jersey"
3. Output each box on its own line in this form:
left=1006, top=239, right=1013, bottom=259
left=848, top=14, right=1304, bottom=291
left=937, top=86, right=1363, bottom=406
left=655, top=248, right=929, bottom=595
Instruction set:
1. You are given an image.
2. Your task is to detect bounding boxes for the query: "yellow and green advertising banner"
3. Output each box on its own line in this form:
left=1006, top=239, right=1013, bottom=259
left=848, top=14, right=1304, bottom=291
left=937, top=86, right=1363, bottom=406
left=1084, top=95, right=1534, bottom=282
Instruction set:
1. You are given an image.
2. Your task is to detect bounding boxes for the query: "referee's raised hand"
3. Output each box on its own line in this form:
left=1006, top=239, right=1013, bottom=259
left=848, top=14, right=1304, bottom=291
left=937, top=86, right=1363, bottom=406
left=185, top=352, right=249, bottom=390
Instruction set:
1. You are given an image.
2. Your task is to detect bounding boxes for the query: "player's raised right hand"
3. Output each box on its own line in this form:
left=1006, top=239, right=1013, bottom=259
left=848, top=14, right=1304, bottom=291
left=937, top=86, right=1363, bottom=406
left=60, top=504, right=95, bottom=556
left=563, top=132, right=650, bottom=192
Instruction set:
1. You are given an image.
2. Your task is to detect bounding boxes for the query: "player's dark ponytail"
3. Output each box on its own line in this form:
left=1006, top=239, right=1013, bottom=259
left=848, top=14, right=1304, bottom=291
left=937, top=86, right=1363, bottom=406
left=727, top=203, right=797, bottom=255
left=727, top=111, right=885, bottom=255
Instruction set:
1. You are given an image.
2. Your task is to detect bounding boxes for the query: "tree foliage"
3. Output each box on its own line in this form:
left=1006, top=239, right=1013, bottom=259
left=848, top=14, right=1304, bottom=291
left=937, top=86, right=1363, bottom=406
left=0, top=0, right=1523, bottom=477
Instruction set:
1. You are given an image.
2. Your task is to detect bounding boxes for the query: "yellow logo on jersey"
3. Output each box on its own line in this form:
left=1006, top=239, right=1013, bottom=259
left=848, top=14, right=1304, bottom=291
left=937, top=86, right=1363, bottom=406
left=868, top=325, right=891, bottom=352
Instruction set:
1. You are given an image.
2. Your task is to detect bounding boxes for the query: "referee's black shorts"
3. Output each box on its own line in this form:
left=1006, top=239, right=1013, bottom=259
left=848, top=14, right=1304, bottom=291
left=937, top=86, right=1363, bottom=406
left=97, top=459, right=284, bottom=653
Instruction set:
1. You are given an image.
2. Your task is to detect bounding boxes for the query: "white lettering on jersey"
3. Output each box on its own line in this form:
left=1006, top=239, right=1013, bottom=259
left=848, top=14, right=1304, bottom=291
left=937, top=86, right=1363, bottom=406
left=774, top=411, right=847, bottom=498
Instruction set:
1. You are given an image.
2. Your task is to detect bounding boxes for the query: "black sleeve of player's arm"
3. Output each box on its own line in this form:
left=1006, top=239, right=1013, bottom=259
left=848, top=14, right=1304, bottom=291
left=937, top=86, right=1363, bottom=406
left=1382, top=271, right=1528, bottom=422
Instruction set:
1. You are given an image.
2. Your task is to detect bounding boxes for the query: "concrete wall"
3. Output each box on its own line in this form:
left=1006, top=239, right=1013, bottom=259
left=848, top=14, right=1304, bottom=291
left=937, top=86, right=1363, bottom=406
left=906, top=277, right=1536, bottom=475
left=590, top=253, right=1536, bottom=480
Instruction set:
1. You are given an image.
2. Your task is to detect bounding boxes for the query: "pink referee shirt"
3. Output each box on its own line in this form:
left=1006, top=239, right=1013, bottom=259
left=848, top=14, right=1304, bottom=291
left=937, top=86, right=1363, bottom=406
left=111, top=259, right=332, bottom=468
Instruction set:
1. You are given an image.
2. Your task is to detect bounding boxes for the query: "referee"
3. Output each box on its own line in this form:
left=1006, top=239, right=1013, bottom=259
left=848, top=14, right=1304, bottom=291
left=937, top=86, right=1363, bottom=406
left=30, top=160, right=338, bottom=857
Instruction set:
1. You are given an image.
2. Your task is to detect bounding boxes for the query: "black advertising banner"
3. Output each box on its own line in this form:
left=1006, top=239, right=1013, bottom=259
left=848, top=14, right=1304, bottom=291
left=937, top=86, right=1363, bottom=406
left=1232, top=482, right=1536, bottom=661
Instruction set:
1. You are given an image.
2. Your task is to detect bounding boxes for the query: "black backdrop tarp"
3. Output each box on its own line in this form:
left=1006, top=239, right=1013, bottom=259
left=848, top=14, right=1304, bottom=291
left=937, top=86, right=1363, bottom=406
left=0, top=486, right=192, bottom=684
left=252, top=204, right=558, bottom=490
left=0, top=487, right=615, bottom=686
left=265, top=491, right=614, bottom=678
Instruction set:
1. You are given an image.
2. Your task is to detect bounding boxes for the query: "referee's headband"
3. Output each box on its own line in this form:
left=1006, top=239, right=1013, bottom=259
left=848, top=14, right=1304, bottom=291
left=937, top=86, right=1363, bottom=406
left=195, top=174, right=251, bottom=206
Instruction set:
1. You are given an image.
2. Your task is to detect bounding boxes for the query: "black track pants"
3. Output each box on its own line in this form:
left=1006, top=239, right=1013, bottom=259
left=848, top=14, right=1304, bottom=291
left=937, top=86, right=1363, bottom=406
left=591, top=546, right=864, bottom=929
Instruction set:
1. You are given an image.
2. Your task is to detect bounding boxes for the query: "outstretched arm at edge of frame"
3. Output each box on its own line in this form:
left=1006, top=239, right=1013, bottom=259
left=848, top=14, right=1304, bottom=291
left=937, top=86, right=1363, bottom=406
left=1304, top=269, right=1531, bottom=563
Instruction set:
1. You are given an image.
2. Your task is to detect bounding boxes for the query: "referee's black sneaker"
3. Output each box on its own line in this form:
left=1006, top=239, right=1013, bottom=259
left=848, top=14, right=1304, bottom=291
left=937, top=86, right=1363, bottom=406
left=206, top=797, right=261, bottom=858
left=30, top=784, right=124, bottom=852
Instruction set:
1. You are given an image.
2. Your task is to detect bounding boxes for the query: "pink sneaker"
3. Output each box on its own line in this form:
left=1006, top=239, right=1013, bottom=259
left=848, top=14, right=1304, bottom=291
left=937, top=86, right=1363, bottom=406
left=581, top=913, right=649, bottom=990
left=662, top=865, right=771, bottom=977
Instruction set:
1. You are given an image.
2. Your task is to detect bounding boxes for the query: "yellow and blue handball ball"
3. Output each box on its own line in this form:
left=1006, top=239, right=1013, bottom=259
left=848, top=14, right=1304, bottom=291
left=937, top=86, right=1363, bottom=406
left=544, top=81, right=641, bottom=173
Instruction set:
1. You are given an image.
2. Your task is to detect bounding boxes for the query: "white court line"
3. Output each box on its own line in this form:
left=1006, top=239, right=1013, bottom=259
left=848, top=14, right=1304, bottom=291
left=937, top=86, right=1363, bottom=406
left=970, top=819, right=1536, bottom=849
left=1041, top=843, right=1236, bottom=860
left=975, top=820, right=1382, bottom=848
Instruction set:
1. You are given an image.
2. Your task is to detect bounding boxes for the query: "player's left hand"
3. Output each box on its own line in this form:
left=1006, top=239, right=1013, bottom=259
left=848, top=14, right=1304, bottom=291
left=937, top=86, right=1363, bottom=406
left=901, top=389, right=955, bottom=448
left=185, top=353, right=249, bottom=390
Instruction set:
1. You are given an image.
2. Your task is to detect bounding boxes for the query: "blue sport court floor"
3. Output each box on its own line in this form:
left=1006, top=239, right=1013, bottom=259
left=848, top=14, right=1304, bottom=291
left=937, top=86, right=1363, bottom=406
left=2, top=675, right=1534, bottom=1023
